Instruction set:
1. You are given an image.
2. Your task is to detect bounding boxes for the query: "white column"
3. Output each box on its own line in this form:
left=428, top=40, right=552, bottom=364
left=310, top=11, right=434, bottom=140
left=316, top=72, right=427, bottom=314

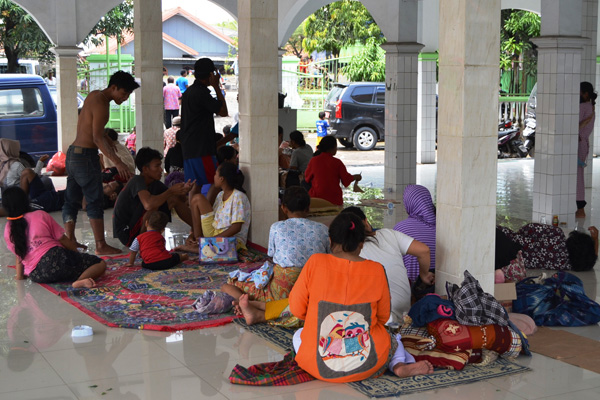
left=238, top=0, right=279, bottom=248
left=594, top=57, right=600, bottom=155
left=52, top=46, right=80, bottom=153
left=278, top=47, right=286, bottom=92
left=382, top=42, right=423, bottom=201
left=417, top=52, right=437, bottom=164
left=531, top=37, right=587, bottom=226
left=436, top=0, right=500, bottom=294
left=133, top=0, right=163, bottom=152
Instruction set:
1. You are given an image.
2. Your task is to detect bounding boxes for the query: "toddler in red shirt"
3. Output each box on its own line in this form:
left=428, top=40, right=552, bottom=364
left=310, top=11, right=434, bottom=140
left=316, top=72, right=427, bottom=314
left=125, top=210, right=188, bottom=270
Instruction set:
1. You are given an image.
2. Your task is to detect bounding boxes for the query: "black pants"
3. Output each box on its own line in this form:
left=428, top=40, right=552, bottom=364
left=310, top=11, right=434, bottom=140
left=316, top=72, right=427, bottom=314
left=164, top=109, right=179, bottom=129
left=142, top=253, right=181, bottom=271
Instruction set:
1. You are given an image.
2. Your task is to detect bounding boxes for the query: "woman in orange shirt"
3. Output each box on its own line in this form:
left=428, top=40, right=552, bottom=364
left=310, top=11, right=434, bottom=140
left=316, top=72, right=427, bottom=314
left=288, top=212, right=433, bottom=382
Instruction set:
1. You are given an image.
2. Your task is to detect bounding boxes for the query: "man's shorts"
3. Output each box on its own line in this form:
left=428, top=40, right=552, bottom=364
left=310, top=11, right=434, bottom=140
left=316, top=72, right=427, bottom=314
left=184, top=155, right=218, bottom=186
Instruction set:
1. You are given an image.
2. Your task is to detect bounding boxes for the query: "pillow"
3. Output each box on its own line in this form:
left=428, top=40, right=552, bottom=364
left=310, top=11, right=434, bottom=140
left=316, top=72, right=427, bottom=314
left=401, top=334, right=471, bottom=371
left=427, top=319, right=520, bottom=355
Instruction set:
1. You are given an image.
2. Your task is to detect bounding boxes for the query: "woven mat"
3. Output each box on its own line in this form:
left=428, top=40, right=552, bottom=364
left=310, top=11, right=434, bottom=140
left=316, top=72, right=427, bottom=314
left=33, top=248, right=267, bottom=332
left=234, top=319, right=532, bottom=398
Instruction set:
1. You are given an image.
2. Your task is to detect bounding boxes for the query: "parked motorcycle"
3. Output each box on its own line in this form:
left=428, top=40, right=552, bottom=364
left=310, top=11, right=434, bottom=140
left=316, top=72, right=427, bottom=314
left=519, top=117, right=535, bottom=157
left=498, top=126, right=527, bottom=158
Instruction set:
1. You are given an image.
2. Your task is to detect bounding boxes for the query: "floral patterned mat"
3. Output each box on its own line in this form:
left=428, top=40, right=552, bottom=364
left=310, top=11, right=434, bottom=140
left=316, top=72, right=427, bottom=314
left=38, top=248, right=268, bottom=332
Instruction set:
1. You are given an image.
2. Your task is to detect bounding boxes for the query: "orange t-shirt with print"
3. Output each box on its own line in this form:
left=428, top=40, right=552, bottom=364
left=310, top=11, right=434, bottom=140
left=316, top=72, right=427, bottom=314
left=289, top=253, right=391, bottom=382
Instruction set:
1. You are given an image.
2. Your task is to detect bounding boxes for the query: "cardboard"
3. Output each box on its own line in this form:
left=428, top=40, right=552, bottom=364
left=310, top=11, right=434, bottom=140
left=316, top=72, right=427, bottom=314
left=527, top=327, right=600, bottom=374
left=494, top=282, right=517, bottom=301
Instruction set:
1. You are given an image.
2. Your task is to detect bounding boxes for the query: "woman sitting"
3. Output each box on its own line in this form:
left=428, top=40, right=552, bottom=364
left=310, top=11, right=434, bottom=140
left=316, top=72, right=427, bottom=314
left=289, top=212, right=432, bottom=382
left=304, top=136, right=361, bottom=207
left=222, top=186, right=329, bottom=302
left=3, top=187, right=106, bottom=288
left=394, top=184, right=436, bottom=282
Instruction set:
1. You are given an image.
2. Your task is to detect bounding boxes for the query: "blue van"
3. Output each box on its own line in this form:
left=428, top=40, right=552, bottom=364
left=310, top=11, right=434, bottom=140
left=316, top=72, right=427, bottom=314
left=0, top=74, right=58, bottom=158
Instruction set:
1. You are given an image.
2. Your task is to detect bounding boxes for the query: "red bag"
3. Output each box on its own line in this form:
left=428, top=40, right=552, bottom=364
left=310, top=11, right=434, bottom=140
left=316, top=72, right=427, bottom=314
left=46, top=151, right=66, bottom=176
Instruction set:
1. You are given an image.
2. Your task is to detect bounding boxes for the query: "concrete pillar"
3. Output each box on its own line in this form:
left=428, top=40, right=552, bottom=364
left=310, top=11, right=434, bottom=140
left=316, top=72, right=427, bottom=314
left=595, top=56, right=600, bottom=155
left=581, top=0, right=598, bottom=205
left=531, top=36, right=587, bottom=225
left=436, top=0, right=500, bottom=294
left=238, top=0, right=279, bottom=247
left=417, top=52, right=437, bottom=164
left=278, top=47, right=286, bottom=92
left=382, top=42, right=423, bottom=202
left=52, top=46, right=80, bottom=152
left=133, top=0, right=163, bottom=151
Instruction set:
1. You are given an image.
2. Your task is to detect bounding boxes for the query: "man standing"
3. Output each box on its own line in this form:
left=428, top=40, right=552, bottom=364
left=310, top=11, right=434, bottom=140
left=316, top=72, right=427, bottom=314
left=180, top=58, right=228, bottom=192
left=62, top=70, right=138, bottom=255
left=176, top=69, right=189, bottom=94
left=163, top=76, right=181, bottom=129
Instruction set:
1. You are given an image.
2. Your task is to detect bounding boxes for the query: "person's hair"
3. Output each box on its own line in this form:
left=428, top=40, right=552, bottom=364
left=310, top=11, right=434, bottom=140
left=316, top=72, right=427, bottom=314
left=328, top=212, right=365, bottom=253
left=318, top=111, right=326, bottom=119
left=278, top=125, right=284, bottom=136
left=180, top=69, right=187, bottom=76
left=566, top=230, right=598, bottom=271
left=108, top=70, right=140, bottom=93
left=222, top=124, right=231, bottom=135
left=581, top=81, right=598, bottom=106
left=289, top=130, right=306, bottom=147
left=217, top=146, right=237, bottom=164
left=194, top=58, right=215, bottom=80
left=314, top=135, right=336, bottom=156
left=283, top=186, right=310, bottom=212
left=341, top=206, right=366, bottom=220
left=105, top=128, right=118, bottom=142
left=146, top=210, right=169, bottom=232
left=218, top=161, right=245, bottom=192
left=135, top=147, right=162, bottom=171
left=1, top=187, right=31, bottom=260
left=167, top=76, right=174, bottom=84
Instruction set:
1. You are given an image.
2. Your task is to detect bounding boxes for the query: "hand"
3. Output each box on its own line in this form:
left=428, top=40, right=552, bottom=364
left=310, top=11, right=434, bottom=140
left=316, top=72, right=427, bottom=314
left=179, top=253, right=189, bottom=262
left=115, top=161, right=132, bottom=181
left=39, top=154, right=49, bottom=163
left=123, top=261, right=134, bottom=267
left=183, top=179, right=196, bottom=193
left=419, top=271, right=435, bottom=286
left=354, top=173, right=362, bottom=182
left=169, top=182, right=189, bottom=196
left=209, top=70, right=220, bottom=88
left=589, top=226, right=599, bottom=240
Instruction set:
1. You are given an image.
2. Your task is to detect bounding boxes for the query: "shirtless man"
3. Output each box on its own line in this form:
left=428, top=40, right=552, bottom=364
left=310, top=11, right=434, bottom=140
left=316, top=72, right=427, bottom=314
left=62, top=71, right=139, bottom=255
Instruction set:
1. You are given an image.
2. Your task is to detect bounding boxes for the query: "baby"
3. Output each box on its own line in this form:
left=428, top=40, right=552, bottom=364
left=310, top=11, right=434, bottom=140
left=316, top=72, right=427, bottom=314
left=125, top=210, right=188, bottom=270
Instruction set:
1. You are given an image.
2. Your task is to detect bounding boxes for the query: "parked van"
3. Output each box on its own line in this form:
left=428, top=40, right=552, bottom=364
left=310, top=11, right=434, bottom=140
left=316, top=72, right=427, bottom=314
left=0, top=58, right=40, bottom=75
left=0, top=74, right=58, bottom=157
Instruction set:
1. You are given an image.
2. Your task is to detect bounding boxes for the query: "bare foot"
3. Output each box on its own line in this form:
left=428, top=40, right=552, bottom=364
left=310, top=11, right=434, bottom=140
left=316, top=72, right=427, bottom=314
left=72, top=278, right=96, bottom=288
left=75, top=241, right=88, bottom=250
left=238, top=294, right=266, bottom=325
left=576, top=208, right=586, bottom=218
left=179, top=253, right=189, bottom=262
left=393, top=360, right=434, bottom=378
left=174, top=243, right=199, bottom=254
left=231, top=301, right=243, bottom=316
left=95, top=242, right=122, bottom=255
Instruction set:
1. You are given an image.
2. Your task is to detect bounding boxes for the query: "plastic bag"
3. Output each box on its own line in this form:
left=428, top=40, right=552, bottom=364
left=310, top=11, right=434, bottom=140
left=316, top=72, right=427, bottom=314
left=46, top=151, right=66, bottom=176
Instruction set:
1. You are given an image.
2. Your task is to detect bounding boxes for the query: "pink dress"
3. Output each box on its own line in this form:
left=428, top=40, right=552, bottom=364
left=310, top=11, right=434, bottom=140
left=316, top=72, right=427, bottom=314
left=577, top=102, right=595, bottom=202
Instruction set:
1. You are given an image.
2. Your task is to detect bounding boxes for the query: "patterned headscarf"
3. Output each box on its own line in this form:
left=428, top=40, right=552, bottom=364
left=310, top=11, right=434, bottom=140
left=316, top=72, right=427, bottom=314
left=403, top=184, right=436, bottom=226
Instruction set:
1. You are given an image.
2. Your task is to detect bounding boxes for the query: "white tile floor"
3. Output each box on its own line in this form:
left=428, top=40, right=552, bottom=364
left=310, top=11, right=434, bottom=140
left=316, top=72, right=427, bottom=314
left=1, top=159, right=599, bottom=399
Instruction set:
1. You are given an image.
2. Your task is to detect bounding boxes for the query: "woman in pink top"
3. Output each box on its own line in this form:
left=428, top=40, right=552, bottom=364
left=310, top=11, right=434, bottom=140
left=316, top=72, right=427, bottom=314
left=577, top=82, right=597, bottom=217
left=3, top=187, right=106, bottom=288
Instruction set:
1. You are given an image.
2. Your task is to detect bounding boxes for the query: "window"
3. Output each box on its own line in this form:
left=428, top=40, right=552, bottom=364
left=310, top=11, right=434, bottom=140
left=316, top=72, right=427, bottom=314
left=375, top=87, right=385, bottom=105
left=0, top=88, right=44, bottom=118
left=350, top=86, right=375, bottom=103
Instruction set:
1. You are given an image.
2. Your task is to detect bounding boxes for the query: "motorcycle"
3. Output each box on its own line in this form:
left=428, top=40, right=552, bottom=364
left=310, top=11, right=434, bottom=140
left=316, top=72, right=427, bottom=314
left=519, top=117, right=535, bottom=157
left=498, top=125, right=527, bottom=158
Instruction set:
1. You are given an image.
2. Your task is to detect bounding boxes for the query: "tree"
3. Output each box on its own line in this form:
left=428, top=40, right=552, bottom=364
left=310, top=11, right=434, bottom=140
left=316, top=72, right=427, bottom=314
left=82, top=0, right=134, bottom=48
left=500, top=10, right=540, bottom=94
left=0, top=0, right=53, bottom=73
left=286, top=25, right=306, bottom=59
left=343, top=37, right=385, bottom=82
left=303, top=0, right=384, bottom=59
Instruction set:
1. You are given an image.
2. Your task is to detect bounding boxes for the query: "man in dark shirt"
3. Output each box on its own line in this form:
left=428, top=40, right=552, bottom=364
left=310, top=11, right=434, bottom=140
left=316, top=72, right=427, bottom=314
left=180, top=58, right=228, bottom=194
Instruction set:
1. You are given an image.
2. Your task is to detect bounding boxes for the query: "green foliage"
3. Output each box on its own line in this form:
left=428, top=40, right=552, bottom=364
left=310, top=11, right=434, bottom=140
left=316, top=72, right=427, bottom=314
left=0, top=0, right=53, bottom=72
left=500, top=10, right=540, bottom=94
left=303, top=0, right=384, bottom=58
left=342, top=37, right=385, bottom=82
left=83, top=0, right=134, bottom=47
left=287, top=24, right=306, bottom=59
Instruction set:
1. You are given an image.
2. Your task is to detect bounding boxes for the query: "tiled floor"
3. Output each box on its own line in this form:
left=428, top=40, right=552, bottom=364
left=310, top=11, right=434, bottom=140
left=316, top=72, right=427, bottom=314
left=1, top=159, right=599, bottom=399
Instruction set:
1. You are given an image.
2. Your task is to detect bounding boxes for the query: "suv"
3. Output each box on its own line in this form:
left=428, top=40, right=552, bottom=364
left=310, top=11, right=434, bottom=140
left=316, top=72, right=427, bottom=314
left=0, top=74, right=57, bottom=157
left=323, top=82, right=385, bottom=151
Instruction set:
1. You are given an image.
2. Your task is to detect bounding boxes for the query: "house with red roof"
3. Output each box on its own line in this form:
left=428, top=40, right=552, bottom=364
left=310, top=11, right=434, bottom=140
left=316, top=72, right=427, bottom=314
left=88, top=7, right=237, bottom=75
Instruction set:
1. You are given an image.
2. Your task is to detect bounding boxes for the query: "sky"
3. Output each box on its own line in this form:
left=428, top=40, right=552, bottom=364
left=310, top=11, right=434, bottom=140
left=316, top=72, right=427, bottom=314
left=161, top=0, right=235, bottom=24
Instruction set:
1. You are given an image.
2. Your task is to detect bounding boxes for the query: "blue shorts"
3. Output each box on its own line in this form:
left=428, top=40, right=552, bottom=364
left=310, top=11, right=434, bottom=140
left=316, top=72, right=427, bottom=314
left=62, top=146, right=103, bottom=222
left=184, top=156, right=218, bottom=186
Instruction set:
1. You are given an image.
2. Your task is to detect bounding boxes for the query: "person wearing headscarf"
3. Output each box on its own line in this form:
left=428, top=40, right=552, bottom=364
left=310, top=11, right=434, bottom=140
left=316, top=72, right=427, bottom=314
left=0, top=139, right=23, bottom=190
left=394, top=184, right=436, bottom=282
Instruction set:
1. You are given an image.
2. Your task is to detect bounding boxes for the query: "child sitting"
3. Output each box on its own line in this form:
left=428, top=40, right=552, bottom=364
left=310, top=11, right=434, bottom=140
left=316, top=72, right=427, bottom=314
left=221, top=186, right=329, bottom=302
left=124, top=210, right=189, bottom=270
left=179, top=161, right=251, bottom=251
left=3, top=187, right=106, bottom=288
